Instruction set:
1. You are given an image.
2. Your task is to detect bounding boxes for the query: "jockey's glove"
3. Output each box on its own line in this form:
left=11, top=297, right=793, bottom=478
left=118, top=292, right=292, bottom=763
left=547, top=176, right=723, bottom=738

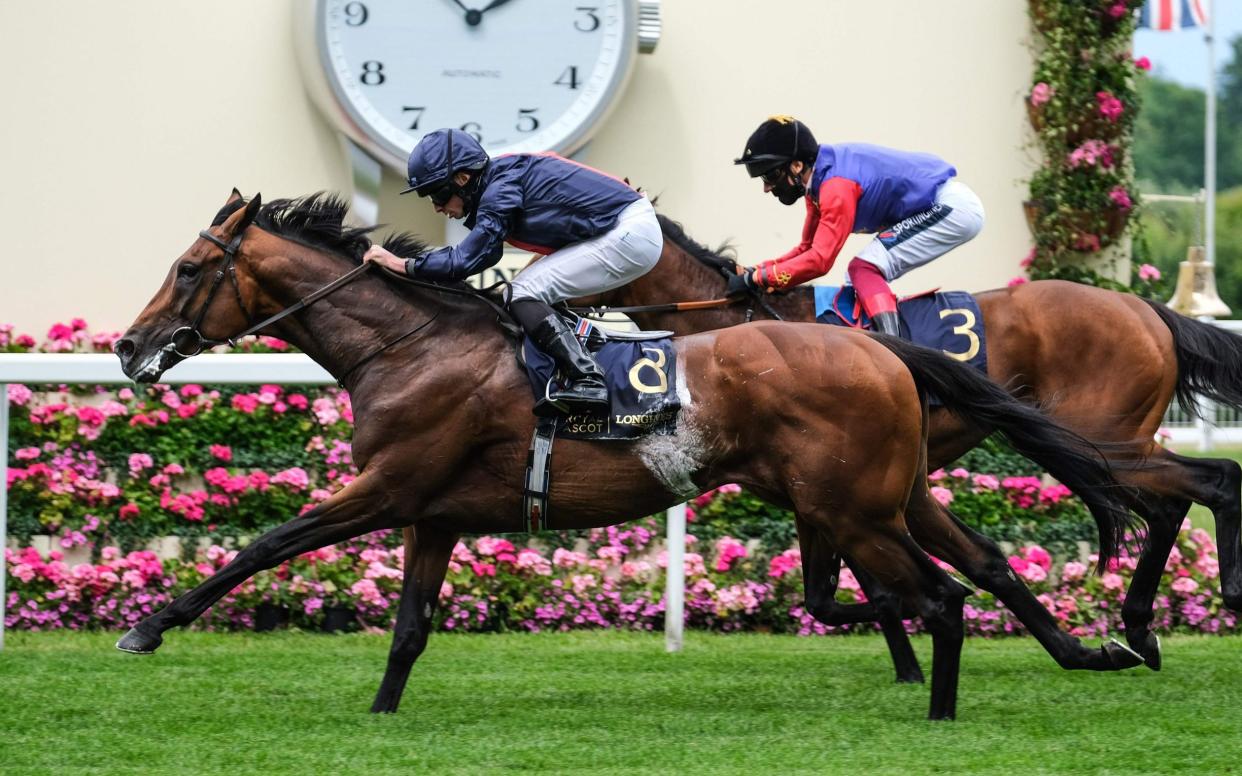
left=726, top=267, right=761, bottom=296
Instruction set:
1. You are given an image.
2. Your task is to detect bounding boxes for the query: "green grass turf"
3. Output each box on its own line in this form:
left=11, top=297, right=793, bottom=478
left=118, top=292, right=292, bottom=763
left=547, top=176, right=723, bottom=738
left=1, top=632, right=1239, bottom=775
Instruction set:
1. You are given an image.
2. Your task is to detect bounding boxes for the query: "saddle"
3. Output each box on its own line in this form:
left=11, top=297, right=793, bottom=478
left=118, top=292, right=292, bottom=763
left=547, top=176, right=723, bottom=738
left=517, top=312, right=680, bottom=532
left=519, top=313, right=680, bottom=441
left=813, top=286, right=989, bottom=373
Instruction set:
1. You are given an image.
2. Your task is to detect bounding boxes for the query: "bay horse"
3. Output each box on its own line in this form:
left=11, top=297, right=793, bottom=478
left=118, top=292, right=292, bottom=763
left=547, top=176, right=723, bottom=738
left=111, top=191, right=1142, bottom=720
left=571, top=213, right=1242, bottom=674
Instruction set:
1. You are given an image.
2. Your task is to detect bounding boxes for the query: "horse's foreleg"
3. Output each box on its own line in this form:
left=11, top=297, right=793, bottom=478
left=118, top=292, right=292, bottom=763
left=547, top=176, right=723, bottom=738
left=796, top=518, right=923, bottom=683
left=117, top=472, right=397, bottom=654
left=372, top=522, right=459, bottom=714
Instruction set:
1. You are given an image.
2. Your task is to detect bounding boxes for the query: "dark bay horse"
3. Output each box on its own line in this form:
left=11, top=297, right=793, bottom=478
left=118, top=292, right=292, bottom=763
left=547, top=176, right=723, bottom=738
left=572, top=214, right=1242, bottom=672
left=111, top=191, right=1142, bottom=720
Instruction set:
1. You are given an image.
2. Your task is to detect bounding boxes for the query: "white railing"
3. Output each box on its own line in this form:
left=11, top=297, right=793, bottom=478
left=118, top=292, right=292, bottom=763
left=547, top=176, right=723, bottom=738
left=0, top=354, right=688, bottom=652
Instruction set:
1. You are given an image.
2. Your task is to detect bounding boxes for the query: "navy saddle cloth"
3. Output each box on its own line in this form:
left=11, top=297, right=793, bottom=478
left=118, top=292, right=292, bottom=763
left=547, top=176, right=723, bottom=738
left=522, top=323, right=680, bottom=440
left=813, top=286, right=988, bottom=373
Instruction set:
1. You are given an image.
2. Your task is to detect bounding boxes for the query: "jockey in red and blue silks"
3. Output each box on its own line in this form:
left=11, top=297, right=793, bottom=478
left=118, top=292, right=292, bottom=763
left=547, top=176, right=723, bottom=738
left=364, top=128, right=662, bottom=417
left=731, top=116, right=985, bottom=337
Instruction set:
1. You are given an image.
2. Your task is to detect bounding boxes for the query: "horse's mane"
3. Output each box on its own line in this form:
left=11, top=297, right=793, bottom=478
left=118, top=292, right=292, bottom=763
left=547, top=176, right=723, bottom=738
left=212, top=192, right=433, bottom=264
left=211, top=192, right=507, bottom=314
left=655, top=213, right=738, bottom=274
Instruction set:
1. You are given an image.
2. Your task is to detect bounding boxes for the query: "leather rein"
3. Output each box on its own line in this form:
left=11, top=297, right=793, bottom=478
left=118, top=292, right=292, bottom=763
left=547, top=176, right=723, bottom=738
left=568, top=261, right=784, bottom=323
left=170, top=228, right=513, bottom=383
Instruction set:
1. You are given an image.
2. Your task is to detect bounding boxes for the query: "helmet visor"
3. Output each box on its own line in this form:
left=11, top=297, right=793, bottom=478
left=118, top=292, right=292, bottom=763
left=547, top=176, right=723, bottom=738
left=738, top=154, right=789, bottom=179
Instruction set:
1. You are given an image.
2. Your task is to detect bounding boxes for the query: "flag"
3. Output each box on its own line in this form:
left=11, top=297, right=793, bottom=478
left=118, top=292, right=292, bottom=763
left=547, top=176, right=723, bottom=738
left=1138, top=0, right=1209, bottom=30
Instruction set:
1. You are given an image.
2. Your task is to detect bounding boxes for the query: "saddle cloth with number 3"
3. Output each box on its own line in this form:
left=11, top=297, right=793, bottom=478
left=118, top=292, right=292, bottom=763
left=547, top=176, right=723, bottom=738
left=812, top=286, right=989, bottom=374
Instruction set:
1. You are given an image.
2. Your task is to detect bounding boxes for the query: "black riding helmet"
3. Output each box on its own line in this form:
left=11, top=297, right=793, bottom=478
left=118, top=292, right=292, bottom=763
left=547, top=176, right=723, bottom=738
left=733, top=116, right=819, bottom=178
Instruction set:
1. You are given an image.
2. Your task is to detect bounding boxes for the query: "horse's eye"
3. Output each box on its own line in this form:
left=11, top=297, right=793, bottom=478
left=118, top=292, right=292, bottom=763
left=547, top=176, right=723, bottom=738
left=178, top=263, right=200, bottom=279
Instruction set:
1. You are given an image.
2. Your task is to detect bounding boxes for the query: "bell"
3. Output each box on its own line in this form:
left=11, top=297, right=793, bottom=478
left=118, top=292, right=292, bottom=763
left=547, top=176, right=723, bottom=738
left=1167, top=246, right=1232, bottom=318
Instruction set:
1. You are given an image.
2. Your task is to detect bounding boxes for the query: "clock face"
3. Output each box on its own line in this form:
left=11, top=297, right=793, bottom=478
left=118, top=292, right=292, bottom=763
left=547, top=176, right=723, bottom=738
left=316, top=0, right=634, bottom=169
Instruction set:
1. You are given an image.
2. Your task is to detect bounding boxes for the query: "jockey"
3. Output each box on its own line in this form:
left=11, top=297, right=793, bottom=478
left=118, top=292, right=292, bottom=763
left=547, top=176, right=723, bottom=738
left=363, top=128, right=663, bottom=417
left=731, top=116, right=985, bottom=337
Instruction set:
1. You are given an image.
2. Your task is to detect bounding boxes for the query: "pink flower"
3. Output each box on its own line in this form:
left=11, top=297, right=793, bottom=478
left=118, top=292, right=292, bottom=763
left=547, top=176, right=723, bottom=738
left=15, top=447, right=40, bottom=460
left=210, top=444, right=233, bottom=462
left=1008, top=277, right=1029, bottom=287
left=972, top=474, right=1000, bottom=491
left=1019, top=563, right=1047, bottom=583
left=1020, top=248, right=1037, bottom=268
left=119, top=502, right=140, bottom=520
left=127, top=453, right=154, bottom=475
left=949, top=467, right=969, bottom=479
left=1101, top=572, right=1125, bottom=591
left=1061, top=561, right=1087, bottom=582
left=1108, top=1, right=1127, bottom=19
left=1068, top=139, right=1115, bottom=169
left=1109, top=186, right=1134, bottom=211
left=271, top=467, right=310, bottom=491
left=713, top=536, right=749, bottom=572
left=930, top=486, right=954, bottom=506
left=231, top=393, right=260, bottom=414
left=1171, top=577, right=1200, bottom=594
left=1096, top=91, right=1124, bottom=122
left=767, top=548, right=801, bottom=578
left=1008, top=556, right=1031, bottom=575
left=1022, top=545, right=1053, bottom=570
left=1135, top=56, right=1152, bottom=71
left=1138, top=263, right=1161, bottom=281
left=1030, top=82, right=1053, bottom=107
left=1074, top=233, right=1102, bottom=252
left=8, top=384, right=33, bottom=406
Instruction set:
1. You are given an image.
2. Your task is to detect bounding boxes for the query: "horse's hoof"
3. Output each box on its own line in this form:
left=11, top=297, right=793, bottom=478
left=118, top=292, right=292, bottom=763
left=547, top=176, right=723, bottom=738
left=115, top=625, right=163, bottom=654
left=1102, top=638, right=1144, bottom=670
left=1125, top=630, right=1162, bottom=671
left=895, top=671, right=925, bottom=685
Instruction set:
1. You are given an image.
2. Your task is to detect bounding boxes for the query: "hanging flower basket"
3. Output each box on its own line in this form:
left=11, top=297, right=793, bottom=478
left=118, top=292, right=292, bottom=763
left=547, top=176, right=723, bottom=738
left=1023, top=200, right=1128, bottom=253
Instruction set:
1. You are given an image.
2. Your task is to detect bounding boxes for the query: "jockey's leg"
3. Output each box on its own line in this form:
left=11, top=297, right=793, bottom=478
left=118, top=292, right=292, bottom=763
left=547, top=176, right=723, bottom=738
left=853, top=179, right=987, bottom=338
left=510, top=296, right=610, bottom=416
left=508, top=197, right=663, bottom=417
left=848, top=257, right=901, bottom=336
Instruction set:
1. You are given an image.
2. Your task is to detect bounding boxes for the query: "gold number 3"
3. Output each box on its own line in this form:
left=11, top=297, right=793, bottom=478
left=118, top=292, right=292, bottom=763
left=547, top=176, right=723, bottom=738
left=628, top=347, right=669, bottom=394
left=939, top=308, right=980, bottom=362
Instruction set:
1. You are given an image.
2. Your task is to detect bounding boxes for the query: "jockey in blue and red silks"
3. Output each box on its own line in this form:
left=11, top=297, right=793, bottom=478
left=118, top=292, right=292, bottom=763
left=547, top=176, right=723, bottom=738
left=364, top=128, right=663, bottom=417
left=730, top=115, right=986, bottom=337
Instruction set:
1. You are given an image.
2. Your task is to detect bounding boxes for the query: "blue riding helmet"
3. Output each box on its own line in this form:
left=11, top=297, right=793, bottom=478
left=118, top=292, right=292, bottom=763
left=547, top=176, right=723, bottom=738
left=400, top=128, right=490, bottom=195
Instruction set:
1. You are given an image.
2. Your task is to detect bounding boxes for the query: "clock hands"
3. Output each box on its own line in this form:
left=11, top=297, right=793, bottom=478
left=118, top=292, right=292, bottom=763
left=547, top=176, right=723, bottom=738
left=478, top=0, right=514, bottom=14
left=443, top=0, right=515, bottom=27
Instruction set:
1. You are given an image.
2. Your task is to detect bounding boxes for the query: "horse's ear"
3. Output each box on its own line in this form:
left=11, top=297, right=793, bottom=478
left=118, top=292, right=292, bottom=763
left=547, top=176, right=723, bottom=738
left=220, top=192, right=262, bottom=239
left=226, top=188, right=244, bottom=206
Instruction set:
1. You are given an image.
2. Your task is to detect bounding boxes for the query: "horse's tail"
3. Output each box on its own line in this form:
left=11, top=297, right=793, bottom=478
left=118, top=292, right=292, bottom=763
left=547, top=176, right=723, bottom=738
left=875, top=335, right=1142, bottom=570
left=1141, top=298, right=1242, bottom=417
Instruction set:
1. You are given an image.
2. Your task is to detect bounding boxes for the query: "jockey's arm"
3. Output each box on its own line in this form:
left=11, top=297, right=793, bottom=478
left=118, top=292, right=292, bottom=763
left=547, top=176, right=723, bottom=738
left=406, top=209, right=509, bottom=280
left=757, top=177, right=861, bottom=290
left=405, top=168, right=524, bottom=280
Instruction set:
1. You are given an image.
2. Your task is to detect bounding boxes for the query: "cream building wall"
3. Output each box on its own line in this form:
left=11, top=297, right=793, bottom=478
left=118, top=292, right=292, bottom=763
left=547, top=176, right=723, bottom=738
left=0, top=1, right=1035, bottom=335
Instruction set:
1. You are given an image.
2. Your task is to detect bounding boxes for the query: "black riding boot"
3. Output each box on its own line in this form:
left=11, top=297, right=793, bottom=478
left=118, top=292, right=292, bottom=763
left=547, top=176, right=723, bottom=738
left=515, top=303, right=609, bottom=417
left=871, top=311, right=902, bottom=338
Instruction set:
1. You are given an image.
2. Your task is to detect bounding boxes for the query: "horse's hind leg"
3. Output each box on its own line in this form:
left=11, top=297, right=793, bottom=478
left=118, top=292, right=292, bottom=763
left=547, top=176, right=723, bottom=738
left=1119, top=450, right=1242, bottom=668
left=808, top=509, right=968, bottom=720
left=117, top=471, right=397, bottom=653
left=372, top=522, right=459, bottom=714
left=796, top=517, right=924, bottom=684
left=904, top=488, right=1144, bottom=671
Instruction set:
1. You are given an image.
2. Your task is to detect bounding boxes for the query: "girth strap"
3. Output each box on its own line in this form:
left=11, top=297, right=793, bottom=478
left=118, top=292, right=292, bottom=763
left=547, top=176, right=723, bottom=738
left=522, top=416, right=558, bottom=532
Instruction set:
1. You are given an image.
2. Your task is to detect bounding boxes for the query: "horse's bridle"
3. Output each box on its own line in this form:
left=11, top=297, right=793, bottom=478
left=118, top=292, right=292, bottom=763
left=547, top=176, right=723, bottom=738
left=167, top=225, right=514, bottom=383
left=170, top=230, right=256, bottom=357
left=170, top=228, right=375, bottom=359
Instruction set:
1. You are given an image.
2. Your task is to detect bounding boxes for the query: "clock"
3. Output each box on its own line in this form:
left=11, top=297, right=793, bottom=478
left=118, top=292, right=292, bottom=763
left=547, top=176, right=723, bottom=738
left=293, top=0, right=661, bottom=175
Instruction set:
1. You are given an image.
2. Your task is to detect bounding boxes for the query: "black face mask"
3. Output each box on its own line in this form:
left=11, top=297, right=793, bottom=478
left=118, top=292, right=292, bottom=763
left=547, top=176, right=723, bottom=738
left=770, top=168, right=805, bottom=206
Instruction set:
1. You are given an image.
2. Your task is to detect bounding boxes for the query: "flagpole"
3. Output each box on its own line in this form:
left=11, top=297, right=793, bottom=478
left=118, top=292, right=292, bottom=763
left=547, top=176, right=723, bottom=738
left=1205, top=0, right=1216, bottom=266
